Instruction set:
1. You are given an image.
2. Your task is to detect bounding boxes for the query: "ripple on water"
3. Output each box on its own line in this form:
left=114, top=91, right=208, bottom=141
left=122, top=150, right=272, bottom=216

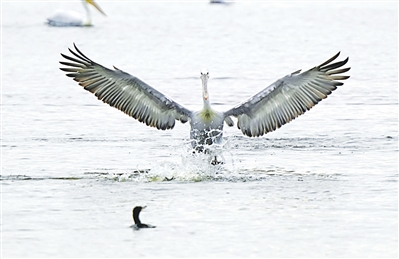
left=0, top=136, right=350, bottom=183
left=0, top=156, right=341, bottom=184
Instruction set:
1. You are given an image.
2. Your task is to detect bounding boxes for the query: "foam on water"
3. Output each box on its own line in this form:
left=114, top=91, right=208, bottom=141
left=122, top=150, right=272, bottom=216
left=101, top=139, right=237, bottom=182
left=84, top=139, right=308, bottom=183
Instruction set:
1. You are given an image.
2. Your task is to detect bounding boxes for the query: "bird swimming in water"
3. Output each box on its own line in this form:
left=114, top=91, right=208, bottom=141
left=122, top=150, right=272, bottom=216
left=131, top=206, right=156, bottom=229
left=47, top=0, right=106, bottom=27
left=60, top=44, right=350, bottom=155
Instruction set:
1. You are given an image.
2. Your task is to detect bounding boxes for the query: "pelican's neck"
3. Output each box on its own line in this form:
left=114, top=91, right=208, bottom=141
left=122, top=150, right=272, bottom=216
left=203, top=97, right=211, bottom=110
left=82, top=0, right=92, bottom=25
left=201, top=73, right=211, bottom=111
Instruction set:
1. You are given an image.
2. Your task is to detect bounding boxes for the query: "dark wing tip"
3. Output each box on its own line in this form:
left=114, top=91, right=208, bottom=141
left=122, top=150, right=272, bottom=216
left=341, top=56, right=349, bottom=65
left=320, top=55, right=350, bottom=72
left=318, top=52, right=341, bottom=68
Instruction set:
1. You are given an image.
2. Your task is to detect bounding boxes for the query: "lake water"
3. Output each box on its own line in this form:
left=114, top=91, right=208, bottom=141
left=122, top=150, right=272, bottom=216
left=1, top=1, right=398, bottom=257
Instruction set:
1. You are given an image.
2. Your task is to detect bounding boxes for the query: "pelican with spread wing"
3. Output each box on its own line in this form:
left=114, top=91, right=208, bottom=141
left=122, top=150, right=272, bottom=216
left=47, top=0, right=106, bottom=27
left=60, top=44, right=350, bottom=153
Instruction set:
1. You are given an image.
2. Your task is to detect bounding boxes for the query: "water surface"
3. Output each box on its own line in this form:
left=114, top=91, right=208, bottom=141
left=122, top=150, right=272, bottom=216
left=1, top=1, right=398, bottom=257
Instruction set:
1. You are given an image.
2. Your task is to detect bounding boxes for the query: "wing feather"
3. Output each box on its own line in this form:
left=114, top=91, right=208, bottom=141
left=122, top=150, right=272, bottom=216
left=224, top=52, right=350, bottom=137
left=60, top=44, right=191, bottom=130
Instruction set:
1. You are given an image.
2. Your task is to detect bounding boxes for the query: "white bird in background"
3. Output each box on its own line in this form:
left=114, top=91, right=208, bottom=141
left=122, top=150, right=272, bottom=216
left=47, top=0, right=106, bottom=27
left=210, top=0, right=234, bottom=4
left=60, top=44, right=350, bottom=155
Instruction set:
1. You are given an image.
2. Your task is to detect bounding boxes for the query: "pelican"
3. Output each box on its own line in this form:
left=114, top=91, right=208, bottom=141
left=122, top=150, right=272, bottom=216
left=47, top=0, right=106, bottom=27
left=60, top=44, right=350, bottom=154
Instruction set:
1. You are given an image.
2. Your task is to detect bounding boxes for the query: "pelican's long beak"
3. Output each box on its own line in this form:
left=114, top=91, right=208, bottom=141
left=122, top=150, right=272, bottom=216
left=86, top=0, right=107, bottom=16
left=200, top=70, right=209, bottom=101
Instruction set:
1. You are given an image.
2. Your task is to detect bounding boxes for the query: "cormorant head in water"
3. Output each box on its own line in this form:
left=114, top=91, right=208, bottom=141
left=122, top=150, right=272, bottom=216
left=132, top=206, right=156, bottom=229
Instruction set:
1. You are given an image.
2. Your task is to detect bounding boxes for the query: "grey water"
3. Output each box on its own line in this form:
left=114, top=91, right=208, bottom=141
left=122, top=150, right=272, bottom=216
left=1, top=1, right=398, bottom=257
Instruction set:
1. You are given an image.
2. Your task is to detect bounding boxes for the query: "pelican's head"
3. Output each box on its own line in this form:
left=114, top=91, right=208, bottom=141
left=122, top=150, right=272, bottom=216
left=86, top=0, right=107, bottom=16
left=200, top=69, right=209, bottom=101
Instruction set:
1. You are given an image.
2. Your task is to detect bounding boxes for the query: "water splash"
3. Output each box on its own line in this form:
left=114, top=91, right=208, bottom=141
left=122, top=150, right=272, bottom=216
left=145, top=138, right=236, bottom=182
left=81, top=137, right=313, bottom=182
left=1, top=135, right=341, bottom=183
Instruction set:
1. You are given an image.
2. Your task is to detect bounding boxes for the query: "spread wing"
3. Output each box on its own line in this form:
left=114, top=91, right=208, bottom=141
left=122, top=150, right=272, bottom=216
left=60, top=44, right=191, bottom=130
left=224, top=52, right=350, bottom=137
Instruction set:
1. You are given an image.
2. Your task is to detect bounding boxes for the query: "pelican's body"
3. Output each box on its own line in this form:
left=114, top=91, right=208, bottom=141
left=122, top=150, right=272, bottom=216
left=60, top=44, right=350, bottom=156
left=190, top=108, right=224, bottom=144
left=47, top=0, right=105, bottom=27
left=189, top=79, right=227, bottom=151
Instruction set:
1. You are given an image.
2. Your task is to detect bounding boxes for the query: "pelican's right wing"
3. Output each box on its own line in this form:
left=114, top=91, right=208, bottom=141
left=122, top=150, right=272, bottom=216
left=60, top=44, right=191, bottom=130
left=224, top=52, right=350, bottom=137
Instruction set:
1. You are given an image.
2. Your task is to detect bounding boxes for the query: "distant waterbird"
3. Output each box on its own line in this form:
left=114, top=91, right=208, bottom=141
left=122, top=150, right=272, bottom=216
left=131, top=206, right=156, bottom=229
left=47, top=0, right=106, bottom=27
left=60, top=44, right=350, bottom=155
left=210, top=0, right=234, bottom=4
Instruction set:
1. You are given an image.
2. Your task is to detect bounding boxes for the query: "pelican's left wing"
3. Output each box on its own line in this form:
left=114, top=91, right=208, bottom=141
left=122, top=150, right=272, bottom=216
left=60, top=44, right=191, bottom=130
left=224, top=52, right=350, bottom=137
